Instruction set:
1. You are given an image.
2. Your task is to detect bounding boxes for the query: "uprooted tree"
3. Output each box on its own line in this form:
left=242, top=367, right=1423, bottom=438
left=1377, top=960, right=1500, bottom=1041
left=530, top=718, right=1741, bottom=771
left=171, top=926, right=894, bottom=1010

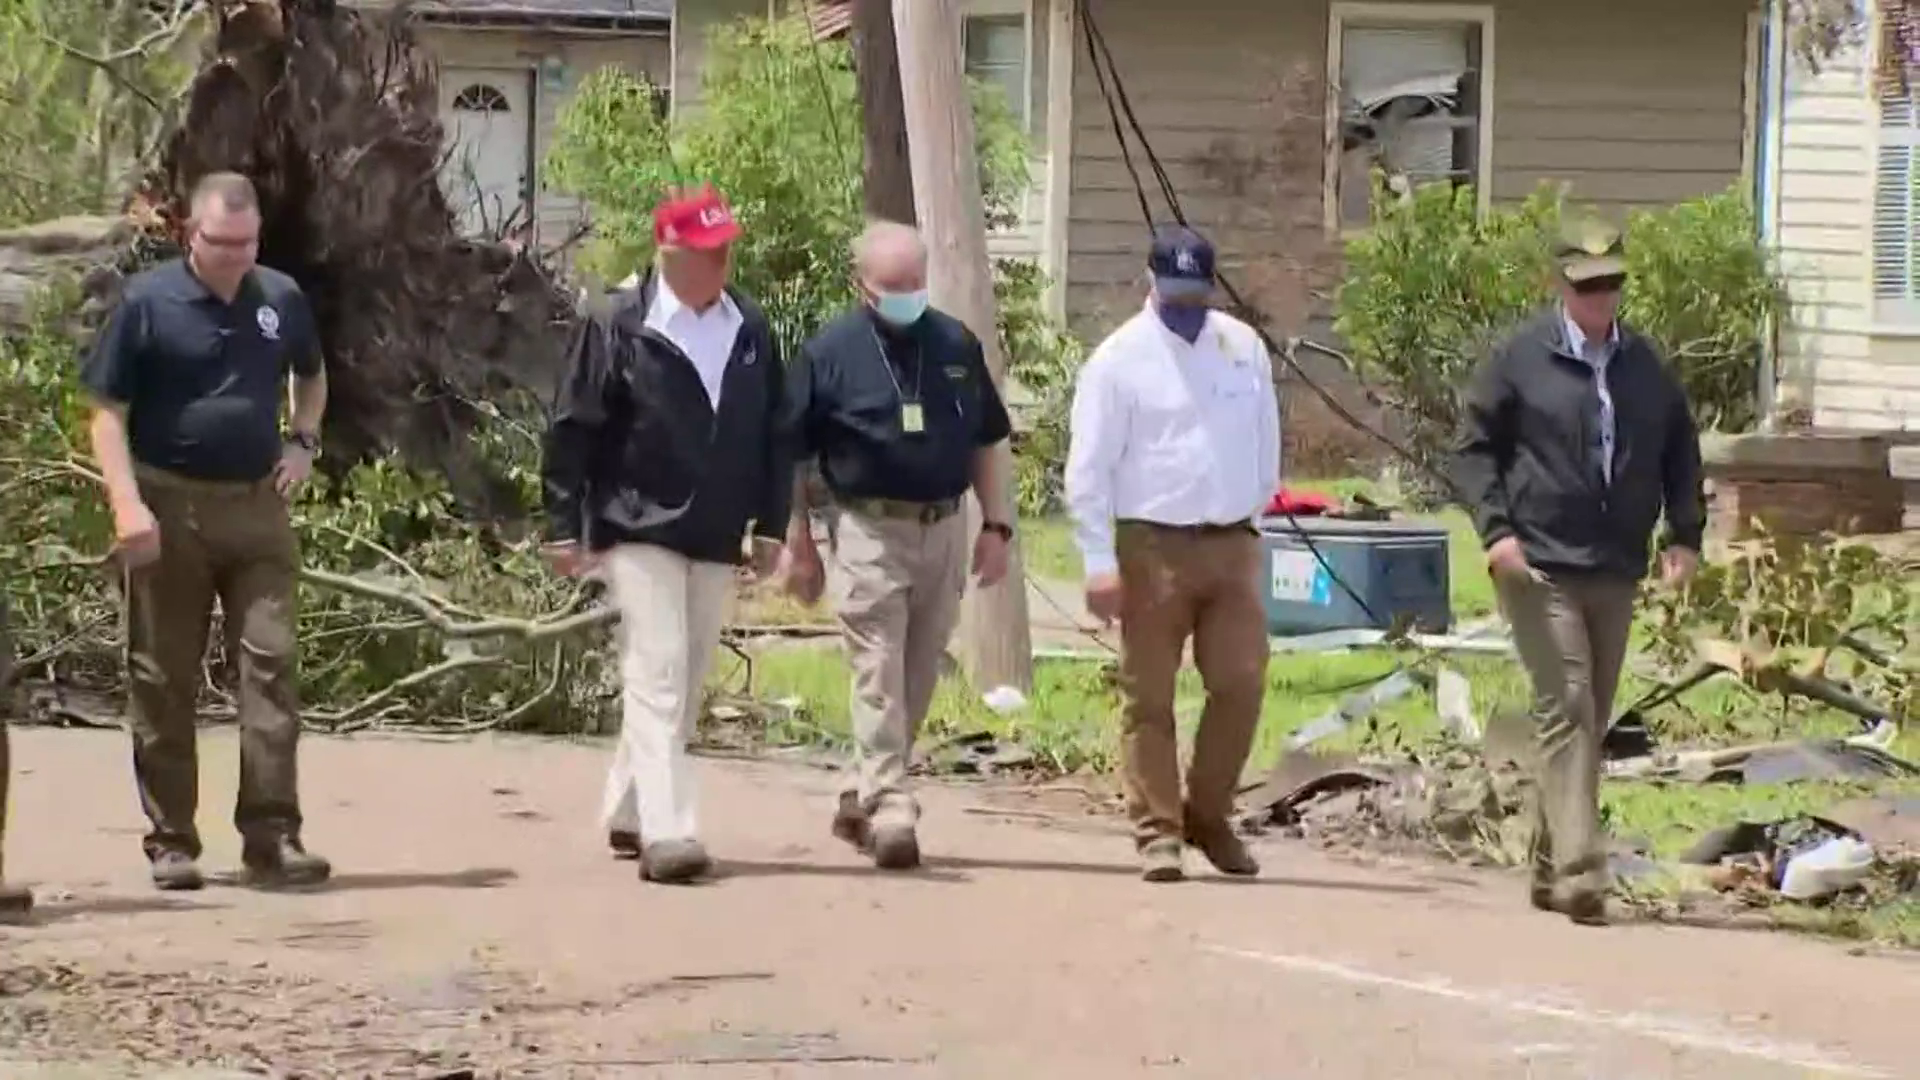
left=2, top=0, right=611, bottom=734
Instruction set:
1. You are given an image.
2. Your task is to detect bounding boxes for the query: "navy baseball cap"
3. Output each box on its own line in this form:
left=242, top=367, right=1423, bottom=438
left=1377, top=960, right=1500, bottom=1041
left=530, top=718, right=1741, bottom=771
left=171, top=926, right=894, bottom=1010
left=1148, top=225, right=1215, bottom=300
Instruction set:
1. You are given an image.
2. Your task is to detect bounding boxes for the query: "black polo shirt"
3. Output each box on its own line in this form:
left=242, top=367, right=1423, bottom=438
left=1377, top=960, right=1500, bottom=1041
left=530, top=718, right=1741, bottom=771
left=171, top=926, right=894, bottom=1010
left=786, top=306, right=1012, bottom=504
left=81, top=259, right=322, bottom=483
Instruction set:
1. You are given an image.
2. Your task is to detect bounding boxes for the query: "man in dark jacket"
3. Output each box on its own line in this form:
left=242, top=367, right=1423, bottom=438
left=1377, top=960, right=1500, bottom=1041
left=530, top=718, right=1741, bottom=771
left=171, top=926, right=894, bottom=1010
left=1454, top=219, right=1705, bottom=925
left=541, top=186, right=790, bottom=885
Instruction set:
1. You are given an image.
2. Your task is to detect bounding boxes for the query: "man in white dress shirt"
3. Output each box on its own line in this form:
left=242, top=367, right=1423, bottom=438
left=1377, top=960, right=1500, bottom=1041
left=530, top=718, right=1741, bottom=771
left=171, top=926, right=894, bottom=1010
left=1064, top=226, right=1281, bottom=883
left=541, top=187, right=790, bottom=885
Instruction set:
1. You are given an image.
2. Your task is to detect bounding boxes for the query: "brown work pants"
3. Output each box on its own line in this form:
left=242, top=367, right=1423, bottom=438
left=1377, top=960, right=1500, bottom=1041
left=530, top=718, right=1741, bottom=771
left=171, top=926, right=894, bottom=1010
left=1116, top=521, right=1269, bottom=848
left=1495, top=571, right=1638, bottom=897
left=125, top=467, right=303, bottom=861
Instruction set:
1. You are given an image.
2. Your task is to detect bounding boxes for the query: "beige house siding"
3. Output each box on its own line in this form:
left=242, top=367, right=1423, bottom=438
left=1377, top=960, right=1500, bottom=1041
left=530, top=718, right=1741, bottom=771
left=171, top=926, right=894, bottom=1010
left=1773, top=45, right=1920, bottom=432
left=673, top=0, right=766, bottom=114
left=1063, top=0, right=1752, bottom=330
left=422, top=25, right=670, bottom=247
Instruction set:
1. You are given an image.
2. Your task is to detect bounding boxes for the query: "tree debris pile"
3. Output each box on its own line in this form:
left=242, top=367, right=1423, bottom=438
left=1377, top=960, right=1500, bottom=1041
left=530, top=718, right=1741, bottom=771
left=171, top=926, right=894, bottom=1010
left=114, top=0, right=578, bottom=508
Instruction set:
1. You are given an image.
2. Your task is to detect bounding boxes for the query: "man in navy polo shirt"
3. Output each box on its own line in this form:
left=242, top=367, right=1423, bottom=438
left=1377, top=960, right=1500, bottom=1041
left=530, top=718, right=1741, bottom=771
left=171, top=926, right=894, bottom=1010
left=779, top=221, right=1015, bottom=871
left=83, top=172, right=331, bottom=892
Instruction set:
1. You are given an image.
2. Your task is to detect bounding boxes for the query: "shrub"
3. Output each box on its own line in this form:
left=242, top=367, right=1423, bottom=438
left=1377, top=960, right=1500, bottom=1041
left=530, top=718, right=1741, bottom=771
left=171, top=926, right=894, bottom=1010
left=546, top=16, right=1031, bottom=354
left=1333, top=181, right=1784, bottom=498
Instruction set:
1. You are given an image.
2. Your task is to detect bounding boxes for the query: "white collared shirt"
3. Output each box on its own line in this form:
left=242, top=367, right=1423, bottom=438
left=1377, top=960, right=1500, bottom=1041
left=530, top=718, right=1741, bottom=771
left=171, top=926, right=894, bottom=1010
left=641, top=276, right=743, bottom=408
left=1064, top=303, right=1282, bottom=579
left=1563, top=310, right=1619, bottom=486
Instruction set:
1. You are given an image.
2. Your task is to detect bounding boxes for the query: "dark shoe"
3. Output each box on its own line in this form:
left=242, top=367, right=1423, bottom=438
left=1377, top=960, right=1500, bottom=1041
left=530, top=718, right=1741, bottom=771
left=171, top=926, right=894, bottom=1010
left=831, top=793, right=871, bottom=852
left=0, top=882, right=31, bottom=924
left=1554, top=887, right=1609, bottom=927
left=1140, top=837, right=1185, bottom=883
left=242, top=838, right=332, bottom=887
left=640, top=839, right=711, bottom=885
left=150, top=850, right=206, bottom=892
left=609, top=829, right=642, bottom=860
left=1529, top=879, right=1555, bottom=912
left=1185, top=819, right=1260, bottom=877
left=870, top=821, right=921, bottom=871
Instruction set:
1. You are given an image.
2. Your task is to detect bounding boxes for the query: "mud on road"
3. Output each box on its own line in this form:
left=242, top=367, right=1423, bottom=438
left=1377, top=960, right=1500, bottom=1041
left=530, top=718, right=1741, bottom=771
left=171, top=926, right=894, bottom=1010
left=2, top=727, right=1915, bottom=1078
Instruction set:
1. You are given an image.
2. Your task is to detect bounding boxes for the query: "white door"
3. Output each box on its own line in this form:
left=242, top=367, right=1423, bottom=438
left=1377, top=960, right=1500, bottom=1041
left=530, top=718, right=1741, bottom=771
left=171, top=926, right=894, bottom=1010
left=439, top=70, right=532, bottom=239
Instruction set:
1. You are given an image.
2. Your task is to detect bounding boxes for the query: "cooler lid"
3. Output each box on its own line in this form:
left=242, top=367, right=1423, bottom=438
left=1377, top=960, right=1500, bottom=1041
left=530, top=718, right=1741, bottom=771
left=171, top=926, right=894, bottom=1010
left=1256, top=515, right=1453, bottom=541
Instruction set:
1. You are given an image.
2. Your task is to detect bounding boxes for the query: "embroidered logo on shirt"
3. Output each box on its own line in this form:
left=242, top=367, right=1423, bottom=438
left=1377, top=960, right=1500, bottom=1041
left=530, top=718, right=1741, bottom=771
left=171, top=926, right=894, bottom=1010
left=256, top=305, right=280, bottom=341
left=741, top=344, right=758, bottom=367
left=944, top=364, right=969, bottom=382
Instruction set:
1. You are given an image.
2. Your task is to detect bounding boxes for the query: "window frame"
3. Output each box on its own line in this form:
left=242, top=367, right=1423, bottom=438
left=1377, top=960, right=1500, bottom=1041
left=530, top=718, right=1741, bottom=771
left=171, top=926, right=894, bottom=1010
left=962, top=0, right=1033, bottom=134
left=1870, top=89, right=1920, bottom=332
left=1323, top=2, right=1497, bottom=237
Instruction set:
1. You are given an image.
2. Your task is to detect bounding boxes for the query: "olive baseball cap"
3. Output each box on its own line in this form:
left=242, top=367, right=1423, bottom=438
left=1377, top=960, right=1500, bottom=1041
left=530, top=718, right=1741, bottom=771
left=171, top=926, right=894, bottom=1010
left=1555, top=219, right=1627, bottom=284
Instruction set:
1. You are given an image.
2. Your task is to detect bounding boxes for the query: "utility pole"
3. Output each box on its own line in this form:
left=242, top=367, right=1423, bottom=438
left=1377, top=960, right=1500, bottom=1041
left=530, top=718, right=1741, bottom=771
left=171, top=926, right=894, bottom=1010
left=851, top=0, right=915, bottom=224
left=893, top=0, right=1034, bottom=693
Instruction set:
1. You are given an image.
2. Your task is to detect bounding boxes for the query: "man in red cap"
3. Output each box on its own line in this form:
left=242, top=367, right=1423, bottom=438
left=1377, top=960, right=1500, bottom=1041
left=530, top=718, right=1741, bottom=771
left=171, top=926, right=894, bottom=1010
left=541, top=185, right=791, bottom=885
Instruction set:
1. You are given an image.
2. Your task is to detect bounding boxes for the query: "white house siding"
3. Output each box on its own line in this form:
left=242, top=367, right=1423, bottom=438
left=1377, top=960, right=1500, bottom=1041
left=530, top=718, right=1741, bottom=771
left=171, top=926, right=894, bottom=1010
left=421, top=25, right=671, bottom=249
left=1774, top=44, right=1920, bottom=432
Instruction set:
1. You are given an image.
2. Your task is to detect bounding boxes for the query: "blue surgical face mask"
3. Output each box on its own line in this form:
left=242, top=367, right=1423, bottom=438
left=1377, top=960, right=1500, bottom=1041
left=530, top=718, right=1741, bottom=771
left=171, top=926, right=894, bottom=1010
left=873, top=288, right=930, bottom=327
left=1154, top=298, right=1209, bottom=343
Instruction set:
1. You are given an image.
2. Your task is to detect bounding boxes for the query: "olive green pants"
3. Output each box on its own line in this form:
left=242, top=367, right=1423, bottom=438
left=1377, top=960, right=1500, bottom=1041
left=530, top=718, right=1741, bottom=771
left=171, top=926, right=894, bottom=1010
left=125, top=467, right=303, bottom=861
left=1496, top=571, right=1638, bottom=896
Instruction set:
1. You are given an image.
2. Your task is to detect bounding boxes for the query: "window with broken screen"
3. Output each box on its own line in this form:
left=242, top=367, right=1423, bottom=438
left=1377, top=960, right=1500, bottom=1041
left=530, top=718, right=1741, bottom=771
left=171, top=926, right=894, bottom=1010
left=1334, top=20, right=1486, bottom=229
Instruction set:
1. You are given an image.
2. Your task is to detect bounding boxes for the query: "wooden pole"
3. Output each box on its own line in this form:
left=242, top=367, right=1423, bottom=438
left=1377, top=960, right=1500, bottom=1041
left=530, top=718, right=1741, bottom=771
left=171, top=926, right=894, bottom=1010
left=893, top=0, right=1034, bottom=693
left=851, top=0, right=916, bottom=225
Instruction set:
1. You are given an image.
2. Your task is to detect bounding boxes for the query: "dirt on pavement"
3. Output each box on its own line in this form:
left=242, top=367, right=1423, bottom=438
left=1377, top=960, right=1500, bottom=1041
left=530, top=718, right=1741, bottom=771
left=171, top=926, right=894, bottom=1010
left=1, top=726, right=1915, bottom=1079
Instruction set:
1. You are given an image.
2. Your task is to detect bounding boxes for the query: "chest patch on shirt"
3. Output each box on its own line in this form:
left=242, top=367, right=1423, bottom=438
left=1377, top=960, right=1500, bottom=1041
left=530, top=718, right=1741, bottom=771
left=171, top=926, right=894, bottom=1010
left=943, top=364, right=969, bottom=383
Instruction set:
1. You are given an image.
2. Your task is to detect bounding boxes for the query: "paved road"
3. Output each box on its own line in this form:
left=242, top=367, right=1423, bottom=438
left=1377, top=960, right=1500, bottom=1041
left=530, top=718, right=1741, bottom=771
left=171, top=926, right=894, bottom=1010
left=2, top=727, right=1914, bottom=1077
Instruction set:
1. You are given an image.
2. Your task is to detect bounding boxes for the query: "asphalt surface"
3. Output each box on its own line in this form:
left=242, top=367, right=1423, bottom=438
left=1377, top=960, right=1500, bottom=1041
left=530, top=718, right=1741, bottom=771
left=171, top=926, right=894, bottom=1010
left=2, top=727, right=1914, bottom=1078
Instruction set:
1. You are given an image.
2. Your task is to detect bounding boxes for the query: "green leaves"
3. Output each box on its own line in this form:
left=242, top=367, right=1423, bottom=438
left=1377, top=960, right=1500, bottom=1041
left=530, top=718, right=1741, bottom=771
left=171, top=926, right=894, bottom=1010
left=1332, top=180, right=1785, bottom=493
left=546, top=16, right=1032, bottom=359
left=1642, top=526, right=1916, bottom=725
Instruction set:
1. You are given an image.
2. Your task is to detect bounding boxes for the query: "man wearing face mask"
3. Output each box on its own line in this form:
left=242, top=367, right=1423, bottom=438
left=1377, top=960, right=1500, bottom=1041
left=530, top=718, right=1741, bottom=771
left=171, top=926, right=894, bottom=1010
left=1455, top=219, right=1704, bottom=925
left=1064, top=225, right=1280, bottom=883
left=779, top=221, right=1014, bottom=870
left=542, top=185, right=790, bottom=886
left=82, top=172, right=330, bottom=892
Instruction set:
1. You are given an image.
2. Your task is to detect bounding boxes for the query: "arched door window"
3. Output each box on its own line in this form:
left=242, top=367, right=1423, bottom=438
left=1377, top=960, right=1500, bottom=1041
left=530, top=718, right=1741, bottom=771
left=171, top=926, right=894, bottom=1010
left=452, top=83, right=512, bottom=113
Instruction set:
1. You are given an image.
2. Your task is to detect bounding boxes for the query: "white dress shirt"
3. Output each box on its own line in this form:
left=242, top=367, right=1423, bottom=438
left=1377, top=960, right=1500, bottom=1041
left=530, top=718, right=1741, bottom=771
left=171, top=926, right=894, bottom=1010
left=641, top=276, right=744, bottom=408
left=1064, top=303, right=1282, bottom=579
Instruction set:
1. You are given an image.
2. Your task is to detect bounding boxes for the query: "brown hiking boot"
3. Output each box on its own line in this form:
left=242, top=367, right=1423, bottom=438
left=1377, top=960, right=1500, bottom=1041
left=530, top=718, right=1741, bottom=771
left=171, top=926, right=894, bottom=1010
left=640, top=839, right=712, bottom=885
left=831, top=792, right=871, bottom=852
left=242, top=838, right=332, bottom=888
left=609, top=829, right=642, bottom=860
left=1184, top=818, right=1260, bottom=877
left=0, top=882, right=31, bottom=924
left=150, top=849, right=206, bottom=892
left=1139, top=837, right=1185, bottom=883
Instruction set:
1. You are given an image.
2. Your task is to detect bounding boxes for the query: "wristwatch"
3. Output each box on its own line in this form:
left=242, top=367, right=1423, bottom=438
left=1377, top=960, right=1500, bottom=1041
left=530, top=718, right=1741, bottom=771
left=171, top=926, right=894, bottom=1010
left=288, top=430, right=321, bottom=455
left=981, top=520, right=1013, bottom=541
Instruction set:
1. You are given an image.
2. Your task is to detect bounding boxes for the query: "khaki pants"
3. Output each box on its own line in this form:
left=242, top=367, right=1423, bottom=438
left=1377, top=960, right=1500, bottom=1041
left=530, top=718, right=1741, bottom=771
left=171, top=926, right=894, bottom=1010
left=1495, top=571, right=1638, bottom=895
left=1116, top=522, right=1269, bottom=847
left=832, top=509, right=969, bottom=823
left=125, top=467, right=303, bottom=861
left=598, top=542, right=734, bottom=844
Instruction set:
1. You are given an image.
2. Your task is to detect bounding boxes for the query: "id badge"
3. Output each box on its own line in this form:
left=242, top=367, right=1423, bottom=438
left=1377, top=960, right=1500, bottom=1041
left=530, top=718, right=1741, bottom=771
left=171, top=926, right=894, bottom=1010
left=901, top=403, right=925, bottom=434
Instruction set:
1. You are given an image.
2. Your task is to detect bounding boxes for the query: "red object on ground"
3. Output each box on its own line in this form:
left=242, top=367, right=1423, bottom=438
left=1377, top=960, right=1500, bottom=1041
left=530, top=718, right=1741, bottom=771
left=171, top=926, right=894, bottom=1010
left=1264, top=487, right=1335, bottom=517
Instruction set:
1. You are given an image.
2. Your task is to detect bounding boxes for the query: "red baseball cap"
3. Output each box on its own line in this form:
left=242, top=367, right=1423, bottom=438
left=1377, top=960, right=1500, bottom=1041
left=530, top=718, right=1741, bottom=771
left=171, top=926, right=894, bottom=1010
left=653, top=186, right=741, bottom=250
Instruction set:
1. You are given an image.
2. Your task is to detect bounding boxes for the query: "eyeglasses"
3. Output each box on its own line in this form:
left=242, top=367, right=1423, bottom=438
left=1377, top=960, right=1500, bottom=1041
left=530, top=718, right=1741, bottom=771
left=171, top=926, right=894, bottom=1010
left=1570, top=274, right=1626, bottom=296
